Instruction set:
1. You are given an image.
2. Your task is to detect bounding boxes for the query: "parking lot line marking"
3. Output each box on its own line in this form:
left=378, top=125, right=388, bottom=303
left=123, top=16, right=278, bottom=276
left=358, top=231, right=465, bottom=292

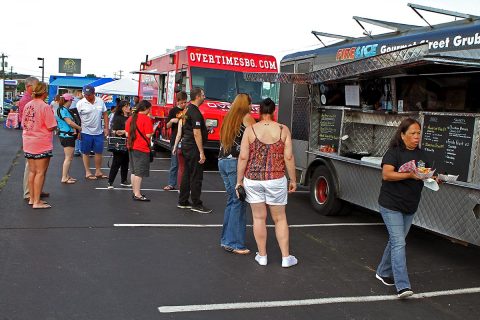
left=96, top=188, right=225, bottom=192
left=114, top=223, right=383, bottom=228
left=90, top=168, right=219, bottom=173
left=157, top=287, right=480, bottom=313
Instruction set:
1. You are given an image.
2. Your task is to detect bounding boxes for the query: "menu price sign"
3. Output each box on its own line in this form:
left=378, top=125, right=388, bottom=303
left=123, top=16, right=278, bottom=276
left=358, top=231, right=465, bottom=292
left=421, top=114, right=475, bottom=182
left=319, top=109, right=343, bottom=151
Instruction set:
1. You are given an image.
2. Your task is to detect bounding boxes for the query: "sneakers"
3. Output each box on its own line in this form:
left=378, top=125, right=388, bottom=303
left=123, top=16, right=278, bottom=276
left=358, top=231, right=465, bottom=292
left=397, top=288, right=414, bottom=299
left=120, top=181, right=132, bottom=187
left=255, top=253, right=268, bottom=266
left=376, top=274, right=395, bottom=286
left=107, top=183, right=114, bottom=190
left=282, top=255, right=298, bottom=268
left=190, top=205, right=213, bottom=214
left=177, top=202, right=192, bottom=209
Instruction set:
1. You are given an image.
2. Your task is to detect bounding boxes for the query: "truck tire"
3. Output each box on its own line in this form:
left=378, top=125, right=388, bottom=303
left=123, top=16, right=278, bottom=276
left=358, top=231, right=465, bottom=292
left=309, top=165, right=343, bottom=215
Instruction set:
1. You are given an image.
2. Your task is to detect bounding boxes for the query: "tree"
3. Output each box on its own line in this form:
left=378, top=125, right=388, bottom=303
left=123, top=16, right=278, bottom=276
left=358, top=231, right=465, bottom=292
left=17, top=82, right=25, bottom=93
left=85, top=74, right=97, bottom=78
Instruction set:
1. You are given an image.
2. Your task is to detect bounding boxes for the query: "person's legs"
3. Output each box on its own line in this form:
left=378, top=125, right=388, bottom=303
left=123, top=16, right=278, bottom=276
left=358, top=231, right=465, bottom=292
left=178, top=147, right=193, bottom=205
left=27, top=159, right=36, bottom=204
left=92, top=134, right=105, bottom=176
left=108, top=152, right=122, bottom=185
left=250, top=202, right=268, bottom=256
left=23, top=161, right=30, bottom=199
left=61, top=146, right=74, bottom=182
left=269, top=205, right=290, bottom=257
left=81, top=133, right=93, bottom=177
left=377, top=206, right=413, bottom=291
left=120, top=152, right=129, bottom=183
left=132, top=174, right=143, bottom=197
left=189, top=150, right=204, bottom=207
left=167, top=151, right=178, bottom=188
left=32, top=158, right=50, bottom=207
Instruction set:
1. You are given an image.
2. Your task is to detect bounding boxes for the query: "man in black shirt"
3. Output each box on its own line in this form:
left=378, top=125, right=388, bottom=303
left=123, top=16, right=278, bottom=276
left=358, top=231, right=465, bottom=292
left=177, top=87, right=212, bottom=213
left=164, top=91, right=188, bottom=191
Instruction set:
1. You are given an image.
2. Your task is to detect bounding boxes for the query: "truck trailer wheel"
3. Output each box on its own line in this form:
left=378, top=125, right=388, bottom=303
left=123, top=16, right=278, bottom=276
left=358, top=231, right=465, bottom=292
left=310, top=165, right=343, bottom=215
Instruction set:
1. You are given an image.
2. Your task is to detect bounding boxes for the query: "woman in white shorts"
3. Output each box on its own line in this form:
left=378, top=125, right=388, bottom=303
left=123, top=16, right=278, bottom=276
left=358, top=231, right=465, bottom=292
left=236, top=98, right=298, bottom=268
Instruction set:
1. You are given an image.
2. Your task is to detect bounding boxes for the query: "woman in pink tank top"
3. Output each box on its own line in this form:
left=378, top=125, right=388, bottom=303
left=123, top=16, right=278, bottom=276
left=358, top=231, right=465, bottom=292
left=236, top=98, right=298, bottom=268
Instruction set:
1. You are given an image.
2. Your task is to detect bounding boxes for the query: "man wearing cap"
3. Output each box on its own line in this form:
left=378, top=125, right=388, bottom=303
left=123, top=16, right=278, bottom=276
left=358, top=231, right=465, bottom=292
left=76, top=85, right=109, bottom=180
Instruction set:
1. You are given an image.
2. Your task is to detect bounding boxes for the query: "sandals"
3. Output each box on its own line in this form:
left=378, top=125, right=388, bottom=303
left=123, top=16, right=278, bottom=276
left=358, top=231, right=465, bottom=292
left=85, top=175, right=97, bottom=180
left=133, top=195, right=150, bottom=202
left=163, top=185, right=176, bottom=191
left=95, top=174, right=108, bottom=179
left=61, top=177, right=76, bottom=184
left=32, top=201, right=52, bottom=209
left=222, top=246, right=250, bottom=255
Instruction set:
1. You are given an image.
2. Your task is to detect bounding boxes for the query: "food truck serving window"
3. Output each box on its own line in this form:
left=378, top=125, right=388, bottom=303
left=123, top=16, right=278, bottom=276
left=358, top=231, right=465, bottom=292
left=190, top=67, right=279, bottom=104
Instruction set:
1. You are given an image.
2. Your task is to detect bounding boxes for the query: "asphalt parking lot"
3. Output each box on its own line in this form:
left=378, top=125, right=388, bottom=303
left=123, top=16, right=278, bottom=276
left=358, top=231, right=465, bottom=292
left=1, top=125, right=480, bottom=320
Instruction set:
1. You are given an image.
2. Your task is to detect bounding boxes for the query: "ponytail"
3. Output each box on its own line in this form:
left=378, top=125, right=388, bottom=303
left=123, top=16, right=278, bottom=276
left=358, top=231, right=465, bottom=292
left=128, top=100, right=152, bottom=149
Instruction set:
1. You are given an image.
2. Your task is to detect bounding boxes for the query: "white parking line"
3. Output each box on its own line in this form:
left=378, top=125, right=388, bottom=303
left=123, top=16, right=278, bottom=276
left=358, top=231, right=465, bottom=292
left=101, top=156, right=171, bottom=160
left=90, top=168, right=220, bottom=173
left=158, top=287, right=480, bottom=313
left=114, top=223, right=383, bottom=228
left=96, top=188, right=225, bottom=192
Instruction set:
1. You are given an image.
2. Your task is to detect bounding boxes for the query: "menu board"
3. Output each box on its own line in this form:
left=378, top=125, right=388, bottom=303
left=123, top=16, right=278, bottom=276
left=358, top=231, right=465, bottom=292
left=319, top=109, right=343, bottom=151
left=421, top=114, right=476, bottom=182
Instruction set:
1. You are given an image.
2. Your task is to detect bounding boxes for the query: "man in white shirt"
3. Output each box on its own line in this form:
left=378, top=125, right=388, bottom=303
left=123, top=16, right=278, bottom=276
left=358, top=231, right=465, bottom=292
left=77, top=85, right=109, bottom=180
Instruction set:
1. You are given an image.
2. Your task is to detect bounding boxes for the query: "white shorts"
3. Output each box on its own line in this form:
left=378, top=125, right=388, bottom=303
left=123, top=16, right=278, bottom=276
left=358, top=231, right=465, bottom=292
left=244, top=176, right=288, bottom=205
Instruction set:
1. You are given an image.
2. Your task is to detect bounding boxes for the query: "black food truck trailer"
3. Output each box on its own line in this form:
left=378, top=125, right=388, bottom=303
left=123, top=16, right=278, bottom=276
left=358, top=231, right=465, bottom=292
left=245, top=4, right=480, bottom=246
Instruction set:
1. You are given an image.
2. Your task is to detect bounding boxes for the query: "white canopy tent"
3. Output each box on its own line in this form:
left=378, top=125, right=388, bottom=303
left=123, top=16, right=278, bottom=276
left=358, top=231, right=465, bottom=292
left=94, top=78, right=139, bottom=96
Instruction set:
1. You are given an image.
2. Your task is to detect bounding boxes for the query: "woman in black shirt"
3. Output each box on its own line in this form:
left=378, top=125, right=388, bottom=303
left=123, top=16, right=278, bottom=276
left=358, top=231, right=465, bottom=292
left=375, top=118, right=432, bottom=299
left=108, top=101, right=131, bottom=188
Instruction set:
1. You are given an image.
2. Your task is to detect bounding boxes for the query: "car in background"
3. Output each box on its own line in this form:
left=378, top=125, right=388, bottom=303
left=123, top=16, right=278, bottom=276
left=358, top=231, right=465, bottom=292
left=2, top=102, right=16, bottom=117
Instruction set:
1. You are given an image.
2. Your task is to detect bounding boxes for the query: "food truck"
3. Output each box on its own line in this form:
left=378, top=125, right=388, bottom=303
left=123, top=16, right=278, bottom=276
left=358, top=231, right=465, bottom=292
left=135, top=46, right=279, bottom=150
left=245, top=4, right=480, bottom=245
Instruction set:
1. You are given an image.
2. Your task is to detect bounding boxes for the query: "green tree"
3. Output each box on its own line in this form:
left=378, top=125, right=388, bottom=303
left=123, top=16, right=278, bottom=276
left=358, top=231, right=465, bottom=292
left=17, top=82, right=25, bottom=93
left=86, top=74, right=97, bottom=78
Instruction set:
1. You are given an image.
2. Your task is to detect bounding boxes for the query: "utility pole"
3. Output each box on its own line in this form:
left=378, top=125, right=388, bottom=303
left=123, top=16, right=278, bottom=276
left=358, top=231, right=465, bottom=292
left=37, top=57, right=45, bottom=82
left=113, top=72, right=117, bottom=78
left=1, top=53, right=8, bottom=79
left=118, top=70, right=123, bottom=79
left=10, top=66, right=13, bottom=79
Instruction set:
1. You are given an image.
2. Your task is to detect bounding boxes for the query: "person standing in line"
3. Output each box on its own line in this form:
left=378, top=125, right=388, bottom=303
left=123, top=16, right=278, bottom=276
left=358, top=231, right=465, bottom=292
left=70, top=89, right=83, bottom=156
left=375, top=118, right=433, bottom=299
left=236, top=98, right=298, bottom=268
left=50, top=94, right=61, bottom=113
left=125, top=100, right=153, bottom=201
left=55, top=93, right=82, bottom=184
left=76, top=85, right=109, bottom=180
left=18, top=77, right=49, bottom=201
left=177, top=87, right=212, bottom=214
left=22, top=82, right=57, bottom=209
left=218, top=93, right=256, bottom=255
left=108, top=100, right=131, bottom=189
left=163, top=91, right=188, bottom=191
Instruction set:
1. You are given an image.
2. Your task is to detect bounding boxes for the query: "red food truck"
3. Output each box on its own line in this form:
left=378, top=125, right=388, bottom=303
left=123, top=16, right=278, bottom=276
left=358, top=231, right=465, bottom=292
left=135, top=46, right=279, bottom=151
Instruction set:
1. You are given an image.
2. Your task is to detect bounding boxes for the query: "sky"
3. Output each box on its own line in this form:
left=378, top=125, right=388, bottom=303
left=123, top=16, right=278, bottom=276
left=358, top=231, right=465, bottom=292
left=1, top=0, right=479, bottom=81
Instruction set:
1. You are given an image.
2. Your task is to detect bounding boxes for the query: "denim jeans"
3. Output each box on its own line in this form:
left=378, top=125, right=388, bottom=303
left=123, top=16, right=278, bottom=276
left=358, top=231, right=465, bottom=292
left=74, top=139, right=81, bottom=154
left=218, top=158, right=247, bottom=250
left=167, top=150, right=178, bottom=187
left=376, top=205, right=415, bottom=291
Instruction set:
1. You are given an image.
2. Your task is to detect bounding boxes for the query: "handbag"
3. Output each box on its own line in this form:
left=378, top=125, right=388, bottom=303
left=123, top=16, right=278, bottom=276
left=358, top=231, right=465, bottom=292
left=136, top=127, right=155, bottom=162
left=236, top=185, right=247, bottom=202
left=107, top=137, right=127, bottom=152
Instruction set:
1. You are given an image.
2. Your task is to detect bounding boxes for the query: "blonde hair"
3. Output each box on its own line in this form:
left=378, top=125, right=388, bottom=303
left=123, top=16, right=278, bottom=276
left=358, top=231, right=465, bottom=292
left=219, top=93, right=251, bottom=153
left=32, top=82, right=48, bottom=98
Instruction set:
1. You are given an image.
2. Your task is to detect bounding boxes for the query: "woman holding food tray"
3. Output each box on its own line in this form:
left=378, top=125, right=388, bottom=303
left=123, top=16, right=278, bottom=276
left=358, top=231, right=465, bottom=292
left=375, top=118, right=436, bottom=299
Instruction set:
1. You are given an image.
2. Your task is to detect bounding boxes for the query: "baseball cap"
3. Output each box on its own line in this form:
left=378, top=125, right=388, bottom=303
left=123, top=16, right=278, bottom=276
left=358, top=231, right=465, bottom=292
left=62, top=93, right=74, bottom=101
left=83, top=85, right=95, bottom=95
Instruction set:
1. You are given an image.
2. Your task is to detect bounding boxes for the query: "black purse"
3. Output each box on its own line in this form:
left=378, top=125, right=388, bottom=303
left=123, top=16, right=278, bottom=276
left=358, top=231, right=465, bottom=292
left=136, top=127, right=155, bottom=162
left=236, top=185, right=247, bottom=202
left=107, top=137, right=127, bottom=152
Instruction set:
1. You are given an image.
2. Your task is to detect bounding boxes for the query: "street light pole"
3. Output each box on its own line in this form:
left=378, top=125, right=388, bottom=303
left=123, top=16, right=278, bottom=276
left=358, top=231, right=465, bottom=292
left=37, top=57, right=44, bottom=82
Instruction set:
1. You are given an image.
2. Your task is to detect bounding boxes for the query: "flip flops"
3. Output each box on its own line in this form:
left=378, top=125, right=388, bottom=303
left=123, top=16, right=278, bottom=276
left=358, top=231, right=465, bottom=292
left=61, top=177, right=76, bottom=184
left=85, top=175, right=98, bottom=180
left=163, top=185, right=176, bottom=191
left=32, top=201, right=52, bottom=209
left=95, top=174, right=108, bottom=179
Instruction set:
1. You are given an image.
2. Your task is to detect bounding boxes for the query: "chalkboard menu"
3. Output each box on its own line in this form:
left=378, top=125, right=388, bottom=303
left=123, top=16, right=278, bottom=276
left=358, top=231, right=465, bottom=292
left=421, top=114, right=476, bottom=182
left=319, top=109, right=343, bottom=152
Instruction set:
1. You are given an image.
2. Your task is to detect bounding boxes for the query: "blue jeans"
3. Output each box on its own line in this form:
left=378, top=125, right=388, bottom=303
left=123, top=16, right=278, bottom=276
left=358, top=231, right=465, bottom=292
left=167, top=150, right=178, bottom=187
left=218, top=158, right=247, bottom=250
left=377, top=205, right=415, bottom=291
left=74, top=139, right=81, bottom=154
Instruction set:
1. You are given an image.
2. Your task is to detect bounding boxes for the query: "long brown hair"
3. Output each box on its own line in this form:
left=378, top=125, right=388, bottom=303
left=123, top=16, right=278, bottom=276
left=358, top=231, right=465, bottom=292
left=219, top=93, right=251, bottom=153
left=128, top=100, right=152, bottom=149
left=389, top=118, right=421, bottom=149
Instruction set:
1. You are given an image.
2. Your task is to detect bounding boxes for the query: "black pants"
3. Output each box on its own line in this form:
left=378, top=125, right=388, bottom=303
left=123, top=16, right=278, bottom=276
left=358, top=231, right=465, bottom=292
left=179, top=145, right=204, bottom=206
left=108, top=151, right=129, bottom=184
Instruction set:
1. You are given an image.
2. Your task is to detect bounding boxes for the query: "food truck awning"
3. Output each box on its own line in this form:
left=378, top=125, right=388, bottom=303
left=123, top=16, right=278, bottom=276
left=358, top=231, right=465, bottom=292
left=131, top=70, right=167, bottom=75
left=244, top=44, right=480, bottom=85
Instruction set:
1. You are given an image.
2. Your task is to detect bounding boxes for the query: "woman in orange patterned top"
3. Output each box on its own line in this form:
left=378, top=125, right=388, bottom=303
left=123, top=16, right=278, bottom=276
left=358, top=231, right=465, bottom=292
left=236, top=98, right=298, bottom=268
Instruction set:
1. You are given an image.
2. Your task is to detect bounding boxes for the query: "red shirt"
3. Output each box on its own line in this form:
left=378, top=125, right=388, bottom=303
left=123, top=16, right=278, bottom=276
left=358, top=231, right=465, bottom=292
left=125, top=113, right=153, bottom=153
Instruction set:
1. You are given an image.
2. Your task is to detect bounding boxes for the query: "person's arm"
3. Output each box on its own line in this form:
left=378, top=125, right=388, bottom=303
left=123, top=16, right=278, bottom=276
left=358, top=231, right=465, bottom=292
left=166, top=109, right=179, bottom=129
left=236, top=126, right=252, bottom=187
left=382, top=165, right=420, bottom=181
left=283, top=125, right=297, bottom=193
left=193, top=128, right=205, bottom=163
left=172, top=120, right=183, bottom=155
left=65, top=117, right=82, bottom=131
left=103, top=111, right=109, bottom=136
